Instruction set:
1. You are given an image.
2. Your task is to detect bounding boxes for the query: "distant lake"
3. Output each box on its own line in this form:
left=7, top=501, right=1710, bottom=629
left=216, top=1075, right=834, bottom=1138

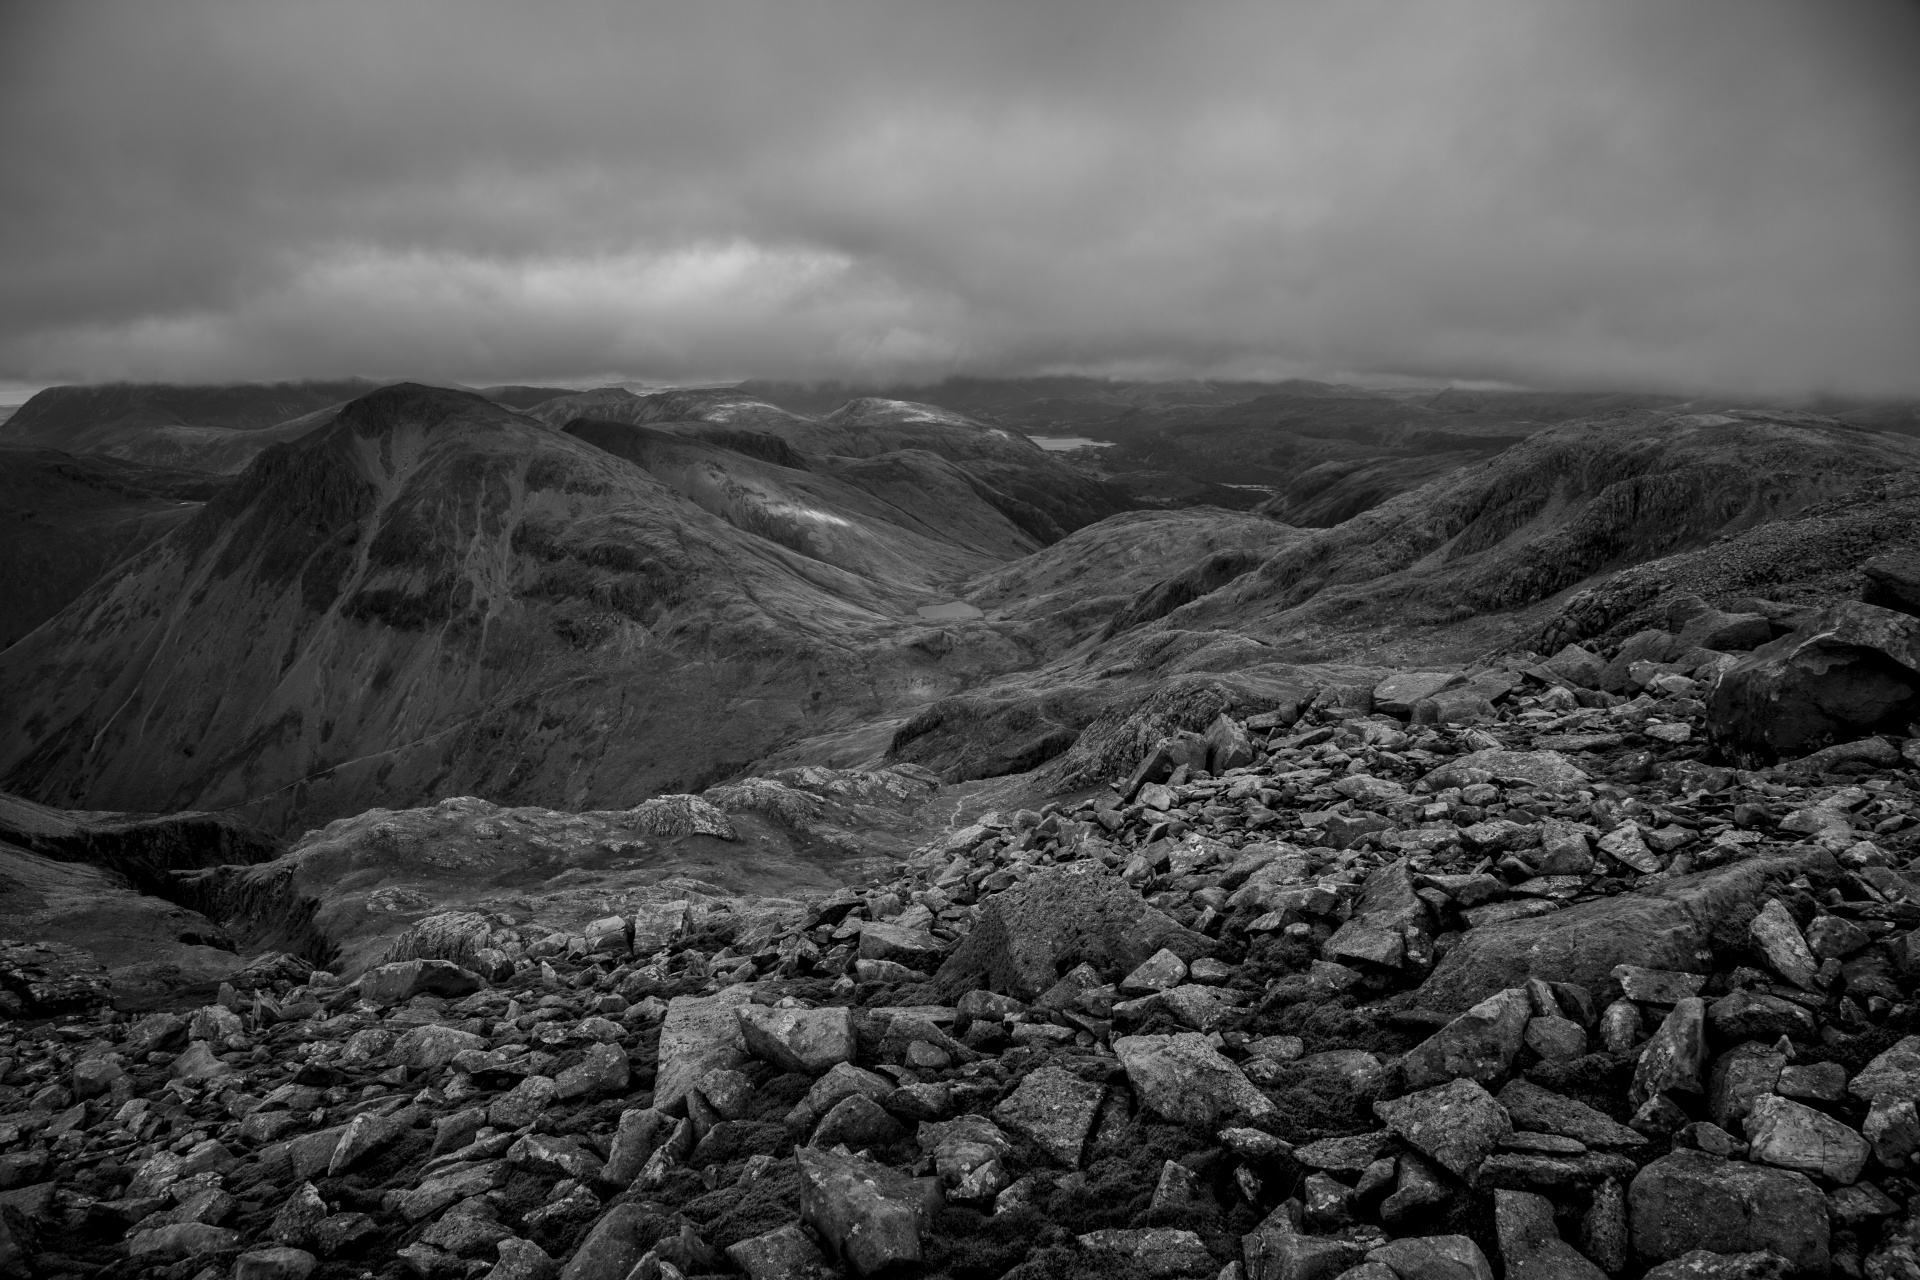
left=1025, top=435, right=1115, bottom=451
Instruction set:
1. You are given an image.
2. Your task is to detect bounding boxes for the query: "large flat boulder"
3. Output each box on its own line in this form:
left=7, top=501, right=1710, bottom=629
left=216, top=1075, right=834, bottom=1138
left=1707, top=601, right=1920, bottom=766
left=1629, top=1150, right=1828, bottom=1275
left=934, top=864, right=1212, bottom=1000
left=1415, top=853, right=1824, bottom=1014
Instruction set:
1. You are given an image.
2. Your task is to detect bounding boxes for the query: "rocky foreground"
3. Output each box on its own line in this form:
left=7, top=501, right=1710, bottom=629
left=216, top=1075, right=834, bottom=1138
left=4, top=606, right=1920, bottom=1279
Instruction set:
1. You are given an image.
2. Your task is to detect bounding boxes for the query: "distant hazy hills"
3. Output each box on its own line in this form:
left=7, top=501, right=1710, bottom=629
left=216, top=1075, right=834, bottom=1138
left=0, top=384, right=1135, bottom=831
left=3, top=375, right=1917, bottom=829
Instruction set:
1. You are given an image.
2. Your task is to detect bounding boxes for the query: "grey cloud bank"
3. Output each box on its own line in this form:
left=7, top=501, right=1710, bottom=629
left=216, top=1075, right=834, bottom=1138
left=2, top=0, right=1916, bottom=395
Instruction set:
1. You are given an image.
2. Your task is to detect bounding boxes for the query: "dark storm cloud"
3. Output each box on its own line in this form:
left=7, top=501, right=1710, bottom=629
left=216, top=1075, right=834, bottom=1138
left=2, top=0, right=1917, bottom=393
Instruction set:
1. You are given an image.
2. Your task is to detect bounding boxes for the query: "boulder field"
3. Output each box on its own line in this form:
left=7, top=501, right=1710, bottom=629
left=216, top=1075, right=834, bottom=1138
left=4, top=633, right=1920, bottom=1279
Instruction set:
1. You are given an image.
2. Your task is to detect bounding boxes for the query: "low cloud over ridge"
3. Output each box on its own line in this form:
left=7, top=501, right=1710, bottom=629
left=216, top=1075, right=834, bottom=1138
left=3, top=0, right=1917, bottom=395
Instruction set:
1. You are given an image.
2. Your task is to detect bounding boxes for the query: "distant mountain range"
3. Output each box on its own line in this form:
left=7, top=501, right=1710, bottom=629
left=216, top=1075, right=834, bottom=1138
left=3, top=376, right=1916, bottom=839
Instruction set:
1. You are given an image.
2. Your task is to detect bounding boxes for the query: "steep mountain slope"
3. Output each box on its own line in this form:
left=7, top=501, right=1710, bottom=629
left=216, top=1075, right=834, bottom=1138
left=561, top=418, right=1036, bottom=591
left=868, top=409, right=1920, bottom=790
left=2, top=379, right=379, bottom=471
left=0, top=447, right=221, bottom=648
left=0, top=386, right=1056, bottom=834
left=963, top=508, right=1303, bottom=650
left=1152, top=409, right=1920, bottom=643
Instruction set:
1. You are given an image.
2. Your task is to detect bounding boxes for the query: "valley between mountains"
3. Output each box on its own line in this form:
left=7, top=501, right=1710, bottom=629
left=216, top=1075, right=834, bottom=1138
left=2, top=377, right=1920, bottom=1279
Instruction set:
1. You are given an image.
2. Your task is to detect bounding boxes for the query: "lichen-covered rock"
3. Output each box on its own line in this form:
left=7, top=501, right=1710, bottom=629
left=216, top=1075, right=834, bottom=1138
left=1114, top=1033, right=1276, bottom=1128
left=1374, top=1078, right=1512, bottom=1178
left=935, top=864, right=1213, bottom=1000
left=737, top=1005, right=856, bottom=1074
left=1629, top=1150, right=1828, bottom=1274
left=795, top=1146, right=938, bottom=1277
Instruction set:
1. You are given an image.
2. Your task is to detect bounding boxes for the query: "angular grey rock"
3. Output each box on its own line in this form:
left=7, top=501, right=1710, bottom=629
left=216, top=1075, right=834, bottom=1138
left=1743, top=1095, right=1870, bottom=1185
left=796, top=1145, right=937, bottom=1277
left=737, top=1005, right=856, bottom=1075
left=1707, top=601, right=1920, bottom=765
left=1523, top=1015, right=1585, bottom=1062
left=1631, top=998, right=1707, bottom=1105
left=394, top=1023, right=487, bottom=1071
left=990, top=1065, right=1104, bottom=1168
left=724, top=1223, right=830, bottom=1280
left=1641, top=1251, right=1790, bottom=1280
left=1495, top=1190, right=1607, bottom=1280
left=1374, top=1078, right=1512, bottom=1179
left=1803, top=914, right=1869, bottom=960
left=1078, top=1227, right=1214, bottom=1278
left=1400, top=987, right=1532, bottom=1089
left=1581, top=1176, right=1631, bottom=1275
left=1374, top=671, right=1465, bottom=718
left=1416, top=854, right=1815, bottom=1013
left=232, top=1247, right=317, bottom=1280
left=1848, top=1034, right=1920, bottom=1105
left=553, top=1043, right=628, bottom=1100
left=791, top=1062, right=895, bottom=1131
left=359, top=959, right=483, bottom=1006
left=383, top=910, right=494, bottom=966
left=489, top=1238, right=559, bottom=1280
left=1324, top=859, right=1425, bottom=969
left=1204, top=713, right=1255, bottom=772
left=327, top=1110, right=403, bottom=1175
left=488, top=1075, right=556, bottom=1129
left=1380, top=1149, right=1453, bottom=1229
left=1120, top=948, right=1189, bottom=995
left=269, top=1183, right=328, bottom=1248
left=558, top=1203, right=651, bottom=1280
left=1367, top=1234, right=1496, bottom=1280
left=935, top=864, right=1213, bottom=1000
left=1864, top=1094, right=1920, bottom=1171
left=1496, top=1081, right=1645, bottom=1148
left=1541, top=643, right=1606, bottom=688
left=1707, top=989, right=1817, bottom=1043
left=812, top=1093, right=906, bottom=1149
left=1628, top=1150, right=1828, bottom=1274
left=603, top=1108, right=672, bottom=1185
left=1599, top=823, right=1664, bottom=874
left=1423, top=748, right=1589, bottom=792
left=1114, top=1032, right=1276, bottom=1128
left=1748, top=899, right=1820, bottom=991
left=127, top=1222, right=243, bottom=1260
left=857, top=921, right=945, bottom=967
left=169, top=1040, right=234, bottom=1081
left=1242, top=1226, right=1367, bottom=1280
left=654, top=988, right=751, bottom=1114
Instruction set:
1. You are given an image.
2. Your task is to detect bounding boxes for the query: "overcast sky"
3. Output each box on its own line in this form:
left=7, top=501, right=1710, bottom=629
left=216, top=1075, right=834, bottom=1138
left=2, top=1, right=1916, bottom=396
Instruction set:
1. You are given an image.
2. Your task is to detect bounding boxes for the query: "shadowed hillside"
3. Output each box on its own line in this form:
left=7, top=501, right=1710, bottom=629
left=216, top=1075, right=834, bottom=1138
left=0, top=385, right=1131, bottom=834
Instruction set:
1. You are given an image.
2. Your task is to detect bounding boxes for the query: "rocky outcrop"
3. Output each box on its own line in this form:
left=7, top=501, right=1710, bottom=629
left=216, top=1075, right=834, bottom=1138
left=1708, top=602, right=1920, bottom=766
left=5, top=643, right=1917, bottom=1278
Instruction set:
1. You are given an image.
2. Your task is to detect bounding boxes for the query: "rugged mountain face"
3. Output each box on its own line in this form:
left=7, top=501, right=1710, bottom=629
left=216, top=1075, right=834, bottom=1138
left=0, top=447, right=221, bottom=648
left=1, top=379, right=379, bottom=472
left=528, top=387, right=1136, bottom=541
left=1153, top=409, right=1920, bottom=643
left=0, top=385, right=1137, bottom=836
left=862, top=410, right=1920, bottom=792
left=562, top=419, right=1038, bottom=592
